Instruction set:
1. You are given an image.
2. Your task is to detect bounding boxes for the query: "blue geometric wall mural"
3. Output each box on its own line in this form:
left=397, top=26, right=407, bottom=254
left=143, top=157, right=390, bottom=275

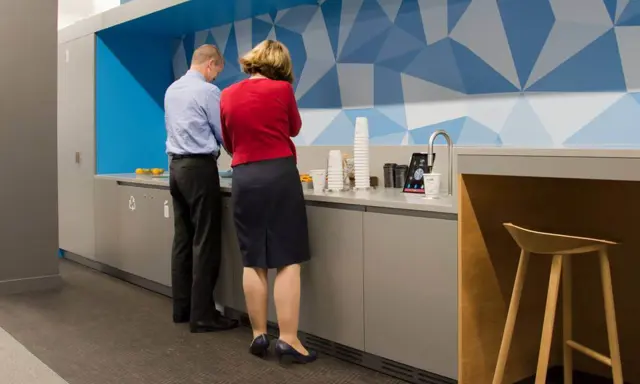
left=171, top=0, right=640, bottom=147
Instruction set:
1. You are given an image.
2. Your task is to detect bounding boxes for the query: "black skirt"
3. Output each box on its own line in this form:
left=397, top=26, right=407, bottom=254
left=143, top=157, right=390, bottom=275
left=231, top=156, right=311, bottom=269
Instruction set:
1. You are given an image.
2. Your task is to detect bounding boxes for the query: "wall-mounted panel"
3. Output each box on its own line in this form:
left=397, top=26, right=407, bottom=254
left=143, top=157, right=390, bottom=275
left=58, top=34, right=97, bottom=259
left=167, top=0, right=640, bottom=149
left=95, top=30, right=174, bottom=174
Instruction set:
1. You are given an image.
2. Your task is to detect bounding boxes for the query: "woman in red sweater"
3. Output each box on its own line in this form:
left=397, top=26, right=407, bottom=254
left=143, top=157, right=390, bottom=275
left=220, top=40, right=316, bottom=364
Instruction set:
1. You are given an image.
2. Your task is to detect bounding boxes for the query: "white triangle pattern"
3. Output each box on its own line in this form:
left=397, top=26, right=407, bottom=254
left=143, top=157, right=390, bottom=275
left=450, top=0, right=520, bottom=89
left=337, top=64, right=374, bottom=108
left=295, top=9, right=336, bottom=100
left=616, top=26, right=640, bottom=91
left=194, top=30, right=209, bottom=48
left=256, top=13, right=273, bottom=24
left=466, top=95, right=518, bottom=133
left=172, top=40, right=188, bottom=79
left=267, top=26, right=277, bottom=41
left=549, top=0, right=612, bottom=25
left=275, top=9, right=290, bottom=23
left=401, top=73, right=467, bottom=130
left=401, top=131, right=410, bottom=145
left=526, top=22, right=610, bottom=88
left=500, top=97, right=554, bottom=147
left=616, top=0, right=630, bottom=22
left=379, top=0, right=403, bottom=22
left=299, top=108, right=343, bottom=144
left=234, top=19, right=253, bottom=58
left=418, top=0, right=448, bottom=45
left=337, top=0, right=364, bottom=57
left=527, top=92, right=625, bottom=145
left=210, top=23, right=232, bottom=54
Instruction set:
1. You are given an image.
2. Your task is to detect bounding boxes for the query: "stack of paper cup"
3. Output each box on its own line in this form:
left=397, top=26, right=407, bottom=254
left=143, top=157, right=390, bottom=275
left=353, top=117, right=370, bottom=189
left=327, top=150, right=344, bottom=191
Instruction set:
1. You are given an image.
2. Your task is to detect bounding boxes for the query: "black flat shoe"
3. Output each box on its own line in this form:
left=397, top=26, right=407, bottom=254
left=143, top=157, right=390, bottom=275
left=249, top=334, right=270, bottom=358
left=274, top=340, right=318, bottom=364
left=190, top=317, right=239, bottom=333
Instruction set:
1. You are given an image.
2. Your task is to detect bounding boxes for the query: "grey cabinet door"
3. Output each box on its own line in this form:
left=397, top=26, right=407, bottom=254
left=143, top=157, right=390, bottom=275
left=142, top=189, right=173, bottom=287
left=117, top=185, right=150, bottom=279
left=58, top=34, right=96, bottom=259
left=298, top=205, right=365, bottom=350
left=363, top=212, right=458, bottom=379
left=94, top=179, right=120, bottom=267
left=265, top=205, right=365, bottom=349
left=219, top=197, right=242, bottom=309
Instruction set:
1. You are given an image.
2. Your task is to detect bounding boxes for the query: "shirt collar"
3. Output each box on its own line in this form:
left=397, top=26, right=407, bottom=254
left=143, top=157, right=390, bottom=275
left=185, top=69, right=206, bottom=81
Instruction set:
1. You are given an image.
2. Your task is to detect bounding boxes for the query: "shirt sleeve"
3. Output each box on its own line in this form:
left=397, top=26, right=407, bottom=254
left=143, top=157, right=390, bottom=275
left=287, top=83, right=302, bottom=137
left=204, top=86, right=226, bottom=150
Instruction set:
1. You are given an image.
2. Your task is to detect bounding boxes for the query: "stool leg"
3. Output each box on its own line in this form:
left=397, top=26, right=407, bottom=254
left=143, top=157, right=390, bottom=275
left=599, top=249, right=623, bottom=384
left=563, top=255, right=573, bottom=384
left=535, top=254, right=563, bottom=384
left=492, top=250, right=530, bottom=384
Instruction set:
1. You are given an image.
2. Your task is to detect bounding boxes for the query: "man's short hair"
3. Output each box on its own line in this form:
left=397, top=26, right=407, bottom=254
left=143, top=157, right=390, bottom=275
left=191, top=44, right=224, bottom=66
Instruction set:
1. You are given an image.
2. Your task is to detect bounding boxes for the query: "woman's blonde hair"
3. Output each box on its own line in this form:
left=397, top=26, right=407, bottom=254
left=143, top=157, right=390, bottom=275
left=239, top=40, right=294, bottom=83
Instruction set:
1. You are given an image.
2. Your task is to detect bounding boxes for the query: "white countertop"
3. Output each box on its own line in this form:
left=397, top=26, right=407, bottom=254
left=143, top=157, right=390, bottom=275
left=95, top=174, right=457, bottom=215
left=455, top=146, right=640, bottom=158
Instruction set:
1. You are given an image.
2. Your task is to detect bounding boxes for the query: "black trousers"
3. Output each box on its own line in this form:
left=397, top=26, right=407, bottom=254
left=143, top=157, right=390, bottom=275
left=169, top=156, right=222, bottom=323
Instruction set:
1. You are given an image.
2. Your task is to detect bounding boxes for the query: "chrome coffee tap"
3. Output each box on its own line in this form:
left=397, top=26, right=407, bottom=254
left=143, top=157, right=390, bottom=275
left=427, top=130, right=453, bottom=196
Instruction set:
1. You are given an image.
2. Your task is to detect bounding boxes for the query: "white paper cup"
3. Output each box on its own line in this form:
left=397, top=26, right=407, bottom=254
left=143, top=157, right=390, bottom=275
left=424, top=173, right=441, bottom=196
left=309, top=169, right=326, bottom=193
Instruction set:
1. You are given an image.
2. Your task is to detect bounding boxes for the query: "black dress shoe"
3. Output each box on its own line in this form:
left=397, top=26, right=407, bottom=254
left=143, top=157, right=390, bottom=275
left=249, top=334, right=270, bottom=358
left=173, top=314, right=190, bottom=324
left=190, top=316, right=239, bottom=333
left=274, top=340, right=318, bottom=364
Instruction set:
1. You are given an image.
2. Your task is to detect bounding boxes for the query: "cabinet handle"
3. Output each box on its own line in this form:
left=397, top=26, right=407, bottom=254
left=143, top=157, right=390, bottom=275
left=75, top=152, right=81, bottom=164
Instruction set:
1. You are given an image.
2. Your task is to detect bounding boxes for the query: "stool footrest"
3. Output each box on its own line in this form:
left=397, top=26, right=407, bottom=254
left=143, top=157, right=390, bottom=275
left=566, top=340, right=612, bottom=366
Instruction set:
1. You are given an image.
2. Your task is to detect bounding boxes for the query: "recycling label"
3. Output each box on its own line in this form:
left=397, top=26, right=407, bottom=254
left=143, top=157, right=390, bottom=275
left=128, top=196, right=136, bottom=211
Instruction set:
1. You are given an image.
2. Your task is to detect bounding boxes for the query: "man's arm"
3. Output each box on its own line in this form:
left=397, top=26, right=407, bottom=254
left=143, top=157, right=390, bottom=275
left=204, top=86, right=227, bottom=153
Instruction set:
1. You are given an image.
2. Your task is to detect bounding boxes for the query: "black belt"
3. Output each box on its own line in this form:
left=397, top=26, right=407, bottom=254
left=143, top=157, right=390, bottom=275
left=171, top=153, right=218, bottom=160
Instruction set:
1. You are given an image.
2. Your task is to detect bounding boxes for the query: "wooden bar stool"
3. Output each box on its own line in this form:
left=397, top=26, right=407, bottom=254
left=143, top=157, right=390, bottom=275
left=492, top=223, right=623, bottom=384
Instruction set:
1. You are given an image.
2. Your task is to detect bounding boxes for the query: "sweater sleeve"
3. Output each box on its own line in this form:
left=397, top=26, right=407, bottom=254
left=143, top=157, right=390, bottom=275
left=287, top=83, right=302, bottom=137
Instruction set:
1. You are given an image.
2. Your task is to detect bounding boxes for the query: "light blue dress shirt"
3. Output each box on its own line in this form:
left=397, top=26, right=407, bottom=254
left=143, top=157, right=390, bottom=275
left=164, top=70, right=224, bottom=156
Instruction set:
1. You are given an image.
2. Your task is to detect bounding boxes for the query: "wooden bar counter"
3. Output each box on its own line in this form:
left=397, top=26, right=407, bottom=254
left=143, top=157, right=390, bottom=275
left=457, top=148, right=640, bottom=383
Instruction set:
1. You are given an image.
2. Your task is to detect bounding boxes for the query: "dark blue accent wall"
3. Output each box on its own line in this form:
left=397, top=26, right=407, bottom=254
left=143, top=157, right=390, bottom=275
left=95, top=30, right=174, bottom=174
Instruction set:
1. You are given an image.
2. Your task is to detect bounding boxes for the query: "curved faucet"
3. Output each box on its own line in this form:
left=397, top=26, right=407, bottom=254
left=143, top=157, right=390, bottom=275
left=427, top=130, right=453, bottom=196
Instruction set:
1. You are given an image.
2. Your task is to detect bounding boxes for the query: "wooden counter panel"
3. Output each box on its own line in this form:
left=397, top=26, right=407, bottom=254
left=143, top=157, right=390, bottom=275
left=459, top=175, right=640, bottom=383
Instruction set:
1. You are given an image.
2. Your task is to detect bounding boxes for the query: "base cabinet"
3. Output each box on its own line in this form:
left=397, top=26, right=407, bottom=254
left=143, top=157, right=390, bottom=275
left=219, top=196, right=244, bottom=310
left=300, top=205, right=365, bottom=350
left=363, top=211, right=458, bottom=379
left=94, top=179, right=119, bottom=267
left=94, top=182, right=238, bottom=306
left=94, top=179, right=459, bottom=379
left=266, top=204, right=365, bottom=350
left=94, top=180, right=172, bottom=286
left=117, top=185, right=173, bottom=286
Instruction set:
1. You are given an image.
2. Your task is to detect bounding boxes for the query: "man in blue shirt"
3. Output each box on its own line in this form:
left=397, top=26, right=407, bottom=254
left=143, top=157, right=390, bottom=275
left=165, top=45, right=237, bottom=333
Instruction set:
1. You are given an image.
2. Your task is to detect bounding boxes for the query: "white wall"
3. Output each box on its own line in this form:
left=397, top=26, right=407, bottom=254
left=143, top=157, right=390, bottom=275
left=58, top=0, right=120, bottom=29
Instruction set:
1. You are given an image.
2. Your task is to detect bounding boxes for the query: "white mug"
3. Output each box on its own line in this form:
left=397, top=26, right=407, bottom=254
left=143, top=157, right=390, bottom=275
left=309, top=169, right=326, bottom=193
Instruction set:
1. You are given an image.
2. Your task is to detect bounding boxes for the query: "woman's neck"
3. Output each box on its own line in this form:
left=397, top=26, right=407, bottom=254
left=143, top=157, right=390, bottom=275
left=250, top=73, right=266, bottom=80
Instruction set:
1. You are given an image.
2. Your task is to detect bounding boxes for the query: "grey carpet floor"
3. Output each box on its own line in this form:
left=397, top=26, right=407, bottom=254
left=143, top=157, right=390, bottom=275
left=0, top=260, right=402, bottom=384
